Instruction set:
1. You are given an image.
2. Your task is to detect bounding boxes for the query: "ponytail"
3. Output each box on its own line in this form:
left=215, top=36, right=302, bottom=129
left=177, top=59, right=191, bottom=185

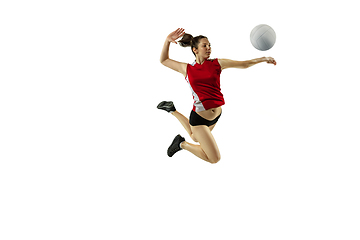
left=178, top=33, right=208, bottom=56
left=178, top=33, right=194, bottom=47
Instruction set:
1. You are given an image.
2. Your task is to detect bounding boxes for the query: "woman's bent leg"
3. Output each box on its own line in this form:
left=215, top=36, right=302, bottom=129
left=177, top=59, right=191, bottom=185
left=181, top=125, right=221, bottom=164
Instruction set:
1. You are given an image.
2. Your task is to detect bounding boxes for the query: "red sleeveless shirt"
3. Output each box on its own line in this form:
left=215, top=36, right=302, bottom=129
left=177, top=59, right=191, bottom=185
left=185, top=58, right=225, bottom=112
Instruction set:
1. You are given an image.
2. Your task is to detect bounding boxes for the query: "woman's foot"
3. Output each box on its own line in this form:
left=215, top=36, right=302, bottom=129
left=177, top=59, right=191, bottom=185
left=157, top=101, right=176, bottom=113
left=167, top=134, right=185, bottom=157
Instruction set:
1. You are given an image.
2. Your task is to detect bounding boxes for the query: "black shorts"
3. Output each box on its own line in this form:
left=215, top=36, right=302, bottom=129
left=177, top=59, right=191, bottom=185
left=189, top=110, right=222, bottom=127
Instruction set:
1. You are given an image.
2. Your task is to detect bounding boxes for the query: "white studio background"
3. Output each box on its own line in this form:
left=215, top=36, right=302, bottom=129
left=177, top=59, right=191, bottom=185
left=1, top=0, right=359, bottom=239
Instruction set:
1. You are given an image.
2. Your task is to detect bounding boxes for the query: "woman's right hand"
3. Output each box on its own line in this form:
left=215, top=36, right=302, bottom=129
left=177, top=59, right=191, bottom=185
left=166, top=28, right=185, bottom=44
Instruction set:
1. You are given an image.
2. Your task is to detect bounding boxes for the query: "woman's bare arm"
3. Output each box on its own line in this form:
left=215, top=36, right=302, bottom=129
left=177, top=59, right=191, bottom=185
left=218, top=57, right=276, bottom=70
left=160, top=28, right=187, bottom=77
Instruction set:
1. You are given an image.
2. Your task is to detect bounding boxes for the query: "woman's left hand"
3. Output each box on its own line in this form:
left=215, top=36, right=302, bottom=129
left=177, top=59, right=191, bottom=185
left=265, top=57, right=277, bottom=65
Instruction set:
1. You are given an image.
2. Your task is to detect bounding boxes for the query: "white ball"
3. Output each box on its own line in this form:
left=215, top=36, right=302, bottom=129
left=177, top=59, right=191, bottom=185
left=250, top=24, right=276, bottom=51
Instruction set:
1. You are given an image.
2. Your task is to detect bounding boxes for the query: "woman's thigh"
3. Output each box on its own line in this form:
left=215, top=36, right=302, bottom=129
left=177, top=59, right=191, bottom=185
left=208, top=123, right=217, bottom=131
left=190, top=125, right=221, bottom=162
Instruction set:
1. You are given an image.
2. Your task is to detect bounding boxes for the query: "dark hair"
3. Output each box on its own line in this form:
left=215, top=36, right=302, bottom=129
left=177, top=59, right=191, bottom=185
left=178, top=33, right=208, bottom=56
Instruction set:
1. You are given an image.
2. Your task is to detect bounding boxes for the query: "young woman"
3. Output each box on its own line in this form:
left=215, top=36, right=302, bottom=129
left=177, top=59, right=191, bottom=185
left=158, top=28, right=276, bottom=164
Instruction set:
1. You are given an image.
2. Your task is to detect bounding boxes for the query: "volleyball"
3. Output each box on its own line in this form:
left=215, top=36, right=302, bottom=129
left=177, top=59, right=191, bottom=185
left=250, top=24, right=276, bottom=51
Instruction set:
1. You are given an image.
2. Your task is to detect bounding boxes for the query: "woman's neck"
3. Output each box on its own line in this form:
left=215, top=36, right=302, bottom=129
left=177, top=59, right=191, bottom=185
left=196, top=56, right=207, bottom=65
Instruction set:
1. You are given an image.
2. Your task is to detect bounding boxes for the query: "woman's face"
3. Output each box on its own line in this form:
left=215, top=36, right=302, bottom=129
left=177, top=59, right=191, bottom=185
left=193, top=38, right=211, bottom=59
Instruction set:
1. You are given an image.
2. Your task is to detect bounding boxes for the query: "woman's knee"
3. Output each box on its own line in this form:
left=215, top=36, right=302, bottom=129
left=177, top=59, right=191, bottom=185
left=208, top=153, right=221, bottom=164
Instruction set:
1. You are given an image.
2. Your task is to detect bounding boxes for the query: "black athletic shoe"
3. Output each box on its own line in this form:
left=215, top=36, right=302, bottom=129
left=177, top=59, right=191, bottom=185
left=157, top=101, right=176, bottom=113
left=167, top=134, right=185, bottom=157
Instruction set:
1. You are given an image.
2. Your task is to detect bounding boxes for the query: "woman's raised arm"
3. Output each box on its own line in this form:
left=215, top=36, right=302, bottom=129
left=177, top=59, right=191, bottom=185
left=160, top=28, right=187, bottom=77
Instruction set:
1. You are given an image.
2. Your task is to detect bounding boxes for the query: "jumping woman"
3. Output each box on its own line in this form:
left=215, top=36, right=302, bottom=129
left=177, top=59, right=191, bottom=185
left=158, top=28, right=276, bottom=164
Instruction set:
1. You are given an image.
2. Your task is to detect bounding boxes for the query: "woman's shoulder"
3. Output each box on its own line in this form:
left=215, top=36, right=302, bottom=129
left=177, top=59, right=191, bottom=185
left=207, top=58, right=218, bottom=62
left=189, top=61, right=196, bottom=66
left=207, top=58, right=221, bottom=68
